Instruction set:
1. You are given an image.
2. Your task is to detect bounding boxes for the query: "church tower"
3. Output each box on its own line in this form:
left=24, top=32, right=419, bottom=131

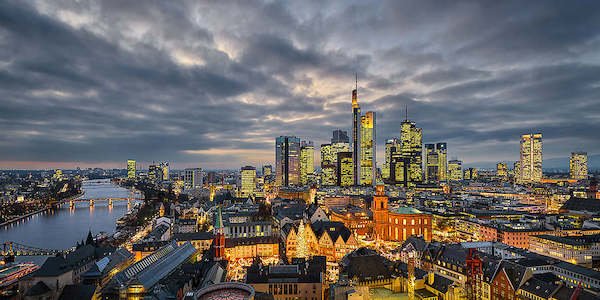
left=372, top=183, right=389, bottom=240
left=213, top=206, right=226, bottom=261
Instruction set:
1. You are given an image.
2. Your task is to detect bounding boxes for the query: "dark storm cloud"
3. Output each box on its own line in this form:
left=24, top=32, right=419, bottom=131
left=0, top=0, right=599, bottom=168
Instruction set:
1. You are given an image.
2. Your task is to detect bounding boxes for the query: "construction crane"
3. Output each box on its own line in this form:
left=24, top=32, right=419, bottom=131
left=466, top=248, right=483, bottom=300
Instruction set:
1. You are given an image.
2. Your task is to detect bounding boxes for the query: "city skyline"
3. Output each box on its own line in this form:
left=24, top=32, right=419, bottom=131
left=1, top=1, right=600, bottom=170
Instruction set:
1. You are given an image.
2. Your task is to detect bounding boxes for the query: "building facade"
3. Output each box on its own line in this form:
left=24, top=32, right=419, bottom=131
left=520, top=134, right=543, bottom=183
left=184, top=168, right=203, bottom=189
left=360, top=111, right=376, bottom=186
left=570, top=152, right=588, bottom=180
left=127, top=160, right=136, bottom=179
left=300, top=141, right=314, bottom=185
left=240, top=166, right=256, bottom=198
left=275, top=136, right=300, bottom=186
left=448, top=160, right=463, bottom=182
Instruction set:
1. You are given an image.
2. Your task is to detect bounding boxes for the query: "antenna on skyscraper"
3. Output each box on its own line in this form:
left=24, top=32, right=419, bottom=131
left=405, top=104, right=408, bottom=121
left=355, top=73, right=358, bottom=92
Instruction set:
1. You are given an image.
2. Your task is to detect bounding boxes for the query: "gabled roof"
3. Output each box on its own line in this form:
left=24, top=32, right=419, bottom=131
left=427, top=274, right=454, bottom=294
left=57, top=284, right=96, bottom=300
left=494, top=260, right=528, bottom=291
left=311, top=221, right=352, bottom=243
left=25, top=281, right=51, bottom=296
left=518, top=276, right=558, bottom=299
left=33, top=256, right=71, bottom=277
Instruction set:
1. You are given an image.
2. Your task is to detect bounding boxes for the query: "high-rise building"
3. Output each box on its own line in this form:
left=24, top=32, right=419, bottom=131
left=497, top=162, right=508, bottom=180
left=148, top=162, right=161, bottom=182
left=241, top=166, right=256, bottom=197
left=262, top=165, right=272, bottom=176
left=360, top=111, right=376, bottom=185
left=383, top=138, right=399, bottom=179
left=570, top=152, right=588, bottom=180
left=337, top=152, right=353, bottom=187
left=127, top=160, right=136, bottom=179
left=331, top=129, right=349, bottom=144
left=464, top=168, right=478, bottom=180
left=448, top=160, right=462, bottom=181
left=514, top=161, right=521, bottom=183
left=424, top=144, right=439, bottom=182
left=320, top=144, right=333, bottom=166
left=352, top=83, right=361, bottom=185
left=398, top=119, right=423, bottom=186
left=320, top=165, right=336, bottom=186
left=275, top=136, right=300, bottom=186
left=436, top=143, right=448, bottom=182
left=300, top=141, right=314, bottom=185
left=184, top=168, right=203, bottom=189
left=520, top=134, right=543, bottom=183
left=160, top=162, right=169, bottom=181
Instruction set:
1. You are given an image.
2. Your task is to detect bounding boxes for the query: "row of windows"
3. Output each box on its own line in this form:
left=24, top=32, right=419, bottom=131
left=388, top=217, right=429, bottom=225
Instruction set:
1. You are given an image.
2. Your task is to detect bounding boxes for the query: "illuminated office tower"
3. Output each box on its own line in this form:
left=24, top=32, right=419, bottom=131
left=464, top=168, right=478, bottom=180
left=300, top=141, right=314, bottom=185
left=184, top=168, right=203, bottom=189
left=262, top=165, right=272, bottom=176
left=148, top=163, right=161, bottom=182
left=448, top=160, right=462, bottom=181
left=275, top=136, right=300, bottom=186
left=514, top=161, right=522, bottom=183
left=332, top=129, right=350, bottom=143
left=320, top=144, right=333, bottom=166
left=360, top=111, right=376, bottom=185
left=497, top=162, right=508, bottom=180
left=160, top=162, right=169, bottom=181
left=320, top=165, right=336, bottom=186
left=241, top=166, right=256, bottom=197
left=570, top=152, right=588, bottom=180
left=383, top=138, right=399, bottom=179
left=352, top=82, right=361, bottom=185
left=436, top=143, right=448, bottom=182
left=520, top=134, right=543, bottom=183
left=399, top=119, right=423, bottom=185
left=424, top=144, right=439, bottom=182
left=127, top=160, right=136, bottom=179
left=337, top=152, right=354, bottom=187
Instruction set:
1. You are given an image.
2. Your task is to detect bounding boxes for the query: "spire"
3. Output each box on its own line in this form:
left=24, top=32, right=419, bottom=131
left=405, top=104, right=408, bottom=121
left=352, top=73, right=358, bottom=108
left=215, top=206, right=223, bottom=229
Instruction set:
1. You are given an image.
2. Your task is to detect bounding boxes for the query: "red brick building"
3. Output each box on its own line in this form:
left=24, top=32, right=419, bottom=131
left=372, top=185, right=432, bottom=242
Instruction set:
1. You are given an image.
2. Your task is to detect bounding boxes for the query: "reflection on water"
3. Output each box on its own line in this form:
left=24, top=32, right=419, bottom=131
left=0, top=179, right=141, bottom=250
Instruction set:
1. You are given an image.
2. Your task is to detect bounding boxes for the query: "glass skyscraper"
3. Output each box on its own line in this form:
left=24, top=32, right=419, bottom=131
left=520, top=133, right=543, bottom=183
left=360, top=111, right=376, bottom=185
left=275, top=136, right=300, bottom=186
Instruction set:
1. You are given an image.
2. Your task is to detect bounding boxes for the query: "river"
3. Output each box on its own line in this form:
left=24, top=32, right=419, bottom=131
left=0, top=179, right=141, bottom=264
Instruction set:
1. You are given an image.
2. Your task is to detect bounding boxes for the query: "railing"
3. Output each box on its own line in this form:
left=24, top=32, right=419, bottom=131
left=1, top=241, right=71, bottom=256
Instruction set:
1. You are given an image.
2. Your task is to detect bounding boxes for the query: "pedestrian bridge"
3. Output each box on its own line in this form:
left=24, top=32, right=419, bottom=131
left=68, top=197, right=143, bottom=208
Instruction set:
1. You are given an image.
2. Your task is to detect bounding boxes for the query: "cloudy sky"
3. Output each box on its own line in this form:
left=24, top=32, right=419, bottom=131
left=1, top=0, right=599, bottom=170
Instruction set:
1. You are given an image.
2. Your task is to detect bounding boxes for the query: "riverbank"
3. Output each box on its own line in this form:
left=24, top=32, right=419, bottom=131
left=0, top=191, right=84, bottom=227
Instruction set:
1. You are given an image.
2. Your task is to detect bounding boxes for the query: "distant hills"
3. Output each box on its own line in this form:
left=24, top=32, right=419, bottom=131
left=465, top=154, right=600, bottom=171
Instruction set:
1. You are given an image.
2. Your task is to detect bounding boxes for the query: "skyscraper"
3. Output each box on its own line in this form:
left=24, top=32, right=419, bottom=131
left=337, top=151, right=353, bottom=187
left=424, top=144, right=438, bottom=182
left=262, top=165, right=272, bottom=176
left=148, top=162, right=161, bottom=182
left=436, top=143, right=447, bottom=182
left=360, top=111, right=376, bottom=185
left=275, top=136, right=300, bottom=186
left=352, top=81, right=361, bottom=185
left=514, top=161, right=522, bottom=183
left=320, top=144, right=333, bottom=166
left=570, top=152, right=588, bottom=180
left=240, top=166, right=256, bottom=197
left=383, top=138, right=399, bottom=179
left=184, top=168, right=203, bottom=189
left=520, top=134, right=543, bottom=183
left=300, top=141, right=314, bottom=185
left=127, top=160, right=136, bottom=179
left=160, top=161, right=169, bottom=181
left=331, top=129, right=349, bottom=144
left=497, top=162, right=508, bottom=180
left=448, top=160, right=462, bottom=181
left=399, top=119, right=423, bottom=186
